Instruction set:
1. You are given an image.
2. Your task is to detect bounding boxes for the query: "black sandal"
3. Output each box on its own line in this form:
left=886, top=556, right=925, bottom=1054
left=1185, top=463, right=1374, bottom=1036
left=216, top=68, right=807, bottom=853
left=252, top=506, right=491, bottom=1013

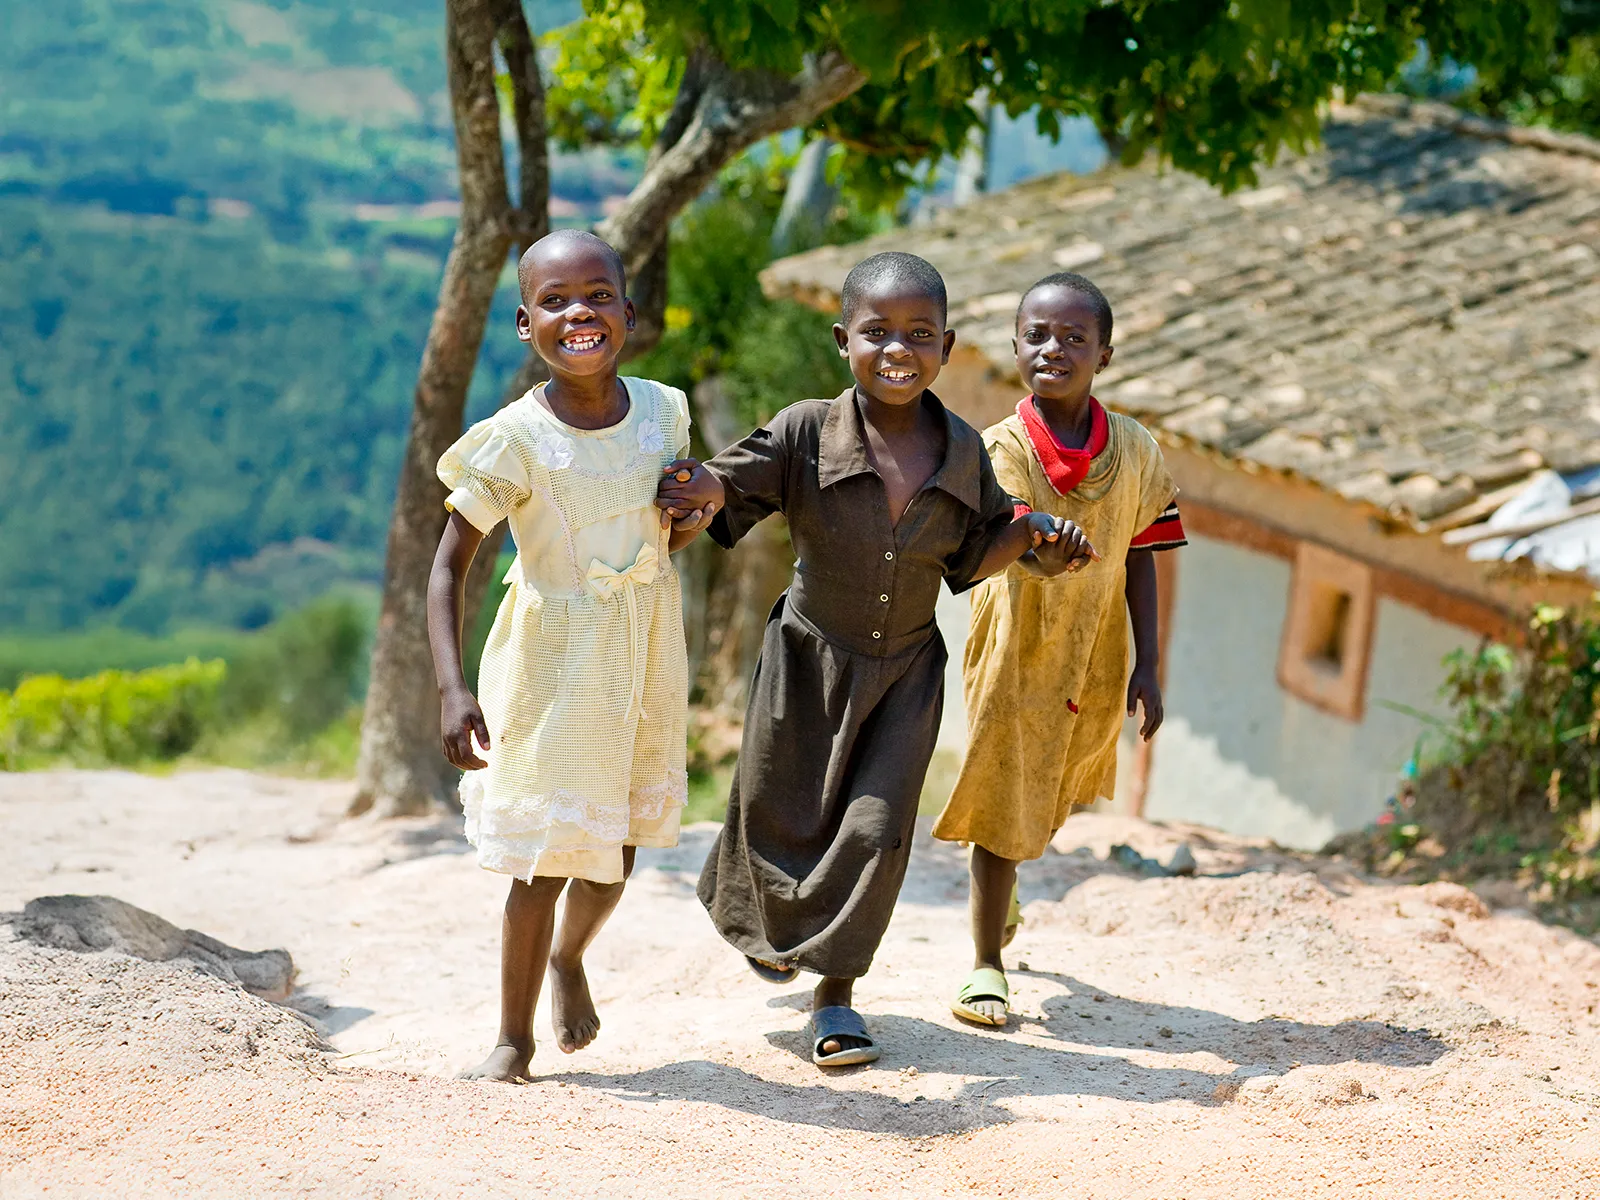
left=745, top=955, right=800, bottom=984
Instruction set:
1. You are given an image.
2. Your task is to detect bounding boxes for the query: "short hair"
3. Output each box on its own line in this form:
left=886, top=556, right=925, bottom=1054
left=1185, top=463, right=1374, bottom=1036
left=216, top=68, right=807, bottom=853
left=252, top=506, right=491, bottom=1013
left=1017, top=272, right=1113, bottom=344
left=518, top=229, right=626, bottom=299
left=840, top=251, right=948, bottom=324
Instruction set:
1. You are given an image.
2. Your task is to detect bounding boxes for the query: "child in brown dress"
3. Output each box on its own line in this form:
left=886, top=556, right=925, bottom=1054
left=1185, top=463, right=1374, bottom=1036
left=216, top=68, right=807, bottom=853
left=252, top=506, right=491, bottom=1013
left=658, top=252, right=1093, bottom=1067
left=933, top=272, right=1186, bottom=1027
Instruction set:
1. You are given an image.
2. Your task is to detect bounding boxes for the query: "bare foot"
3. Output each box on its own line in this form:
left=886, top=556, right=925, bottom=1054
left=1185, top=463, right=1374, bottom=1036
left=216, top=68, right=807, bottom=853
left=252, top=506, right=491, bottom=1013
left=458, top=1042, right=532, bottom=1082
left=549, top=957, right=600, bottom=1053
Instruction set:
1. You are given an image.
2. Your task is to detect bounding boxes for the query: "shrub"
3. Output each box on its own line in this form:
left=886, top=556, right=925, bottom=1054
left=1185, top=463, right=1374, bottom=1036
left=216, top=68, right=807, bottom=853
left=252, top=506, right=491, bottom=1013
left=0, top=659, right=226, bottom=769
left=1409, top=601, right=1600, bottom=903
left=0, top=594, right=371, bottom=773
left=216, top=595, right=368, bottom=742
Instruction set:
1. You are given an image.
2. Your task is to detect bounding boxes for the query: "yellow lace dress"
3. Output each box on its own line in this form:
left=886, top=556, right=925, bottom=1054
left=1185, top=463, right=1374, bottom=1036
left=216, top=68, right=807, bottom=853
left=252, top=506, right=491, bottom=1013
left=436, top=377, right=689, bottom=884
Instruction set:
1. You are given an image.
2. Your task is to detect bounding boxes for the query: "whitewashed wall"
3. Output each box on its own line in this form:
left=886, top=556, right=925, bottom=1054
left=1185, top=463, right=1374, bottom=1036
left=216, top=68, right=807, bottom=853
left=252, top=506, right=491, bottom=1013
left=929, top=534, right=1475, bottom=848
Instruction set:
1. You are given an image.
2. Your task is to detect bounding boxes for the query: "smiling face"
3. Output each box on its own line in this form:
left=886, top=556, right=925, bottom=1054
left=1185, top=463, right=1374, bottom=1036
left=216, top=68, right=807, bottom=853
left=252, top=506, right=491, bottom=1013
left=832, top=285, right=955, bottom=407
left=1013, top=284, right=1113, bottom=404
left=515, top=239, right=633, bottom=376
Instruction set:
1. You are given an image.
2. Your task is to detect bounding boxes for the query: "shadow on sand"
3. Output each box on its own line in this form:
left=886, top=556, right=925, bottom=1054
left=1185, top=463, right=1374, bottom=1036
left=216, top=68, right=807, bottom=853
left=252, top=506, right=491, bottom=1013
left=558, top=979, right=1447, bottom=1135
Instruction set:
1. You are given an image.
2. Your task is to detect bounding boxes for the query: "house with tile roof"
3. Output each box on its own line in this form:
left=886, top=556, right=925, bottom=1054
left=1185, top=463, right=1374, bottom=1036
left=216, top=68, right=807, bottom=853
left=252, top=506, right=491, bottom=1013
left=762, top=95, right=1600, bottom=848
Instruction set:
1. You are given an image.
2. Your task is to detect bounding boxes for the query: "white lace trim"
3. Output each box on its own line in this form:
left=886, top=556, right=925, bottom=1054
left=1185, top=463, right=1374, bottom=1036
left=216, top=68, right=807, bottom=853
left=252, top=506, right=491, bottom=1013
left=632, top=770, right=689, bottom=822
left=459, top=769, right=687, bottom=846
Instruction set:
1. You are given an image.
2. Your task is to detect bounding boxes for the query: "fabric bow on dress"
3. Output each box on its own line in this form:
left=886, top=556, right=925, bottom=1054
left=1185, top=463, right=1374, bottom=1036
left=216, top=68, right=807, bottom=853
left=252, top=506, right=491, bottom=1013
left=586, top=541, right=661, bottom=721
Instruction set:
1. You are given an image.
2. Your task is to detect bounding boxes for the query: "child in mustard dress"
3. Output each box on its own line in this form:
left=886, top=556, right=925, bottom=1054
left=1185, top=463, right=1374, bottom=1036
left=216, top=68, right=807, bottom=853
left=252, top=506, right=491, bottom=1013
left=426, top=230, right=716, bottom=1082
left=933, top=272, right=1186, bottom=1027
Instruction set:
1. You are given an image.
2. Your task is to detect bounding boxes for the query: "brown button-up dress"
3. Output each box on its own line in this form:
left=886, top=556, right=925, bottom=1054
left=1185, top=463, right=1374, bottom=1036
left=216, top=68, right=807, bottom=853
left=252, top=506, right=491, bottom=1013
left=696, top=390, right=1014, bottom=978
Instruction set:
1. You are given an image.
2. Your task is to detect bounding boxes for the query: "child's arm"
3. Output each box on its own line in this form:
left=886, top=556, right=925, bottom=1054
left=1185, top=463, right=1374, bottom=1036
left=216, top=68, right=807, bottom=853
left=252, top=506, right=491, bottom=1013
left=969, top=512, right=1099, bottom=582
left=427, top=511, right=492, bottom=770
left=1125, top=548, right=1163, bottom=741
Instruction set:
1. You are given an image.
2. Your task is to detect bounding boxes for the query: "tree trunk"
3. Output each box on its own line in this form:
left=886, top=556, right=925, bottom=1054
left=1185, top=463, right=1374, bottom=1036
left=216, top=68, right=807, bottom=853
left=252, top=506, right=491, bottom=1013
left=951, top=101, right=993, bottom=206
left=686, top=378, right=792, bottom=719
left=351, top=0, right=525, bottom=817
left=771, top=137, right=836, bottom=254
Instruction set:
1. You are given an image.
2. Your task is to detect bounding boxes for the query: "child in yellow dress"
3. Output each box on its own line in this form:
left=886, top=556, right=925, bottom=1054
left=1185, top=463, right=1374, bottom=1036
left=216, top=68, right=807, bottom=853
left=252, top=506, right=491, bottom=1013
left=426, top=229, right=716, bottom=1081
left=933, top=272, right=1186, bottom=1027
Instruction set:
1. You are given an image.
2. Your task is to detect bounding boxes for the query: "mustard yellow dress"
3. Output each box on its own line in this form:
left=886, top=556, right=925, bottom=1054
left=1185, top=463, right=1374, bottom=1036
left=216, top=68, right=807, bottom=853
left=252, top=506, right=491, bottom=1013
left=436, top=377, right=690, bottom=884
left=932, top=399, right=1182, bottom=862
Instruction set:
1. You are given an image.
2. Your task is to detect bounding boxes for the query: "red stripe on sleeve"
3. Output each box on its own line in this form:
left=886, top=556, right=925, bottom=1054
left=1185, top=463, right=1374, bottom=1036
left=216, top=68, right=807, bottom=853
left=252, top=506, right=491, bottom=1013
left=1131, top=507, right=1187, bottom=550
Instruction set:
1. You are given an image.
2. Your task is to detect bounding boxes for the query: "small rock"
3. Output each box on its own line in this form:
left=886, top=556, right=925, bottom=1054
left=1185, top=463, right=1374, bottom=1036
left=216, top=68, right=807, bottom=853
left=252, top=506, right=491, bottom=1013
left=901, top=1065, right=919, bottom=1079
left=1158, top=1026, right=1174, bottom=1038
left=1165, top=844, right=1197, bottom=877
left=17, top=895, right=295, bottom=1000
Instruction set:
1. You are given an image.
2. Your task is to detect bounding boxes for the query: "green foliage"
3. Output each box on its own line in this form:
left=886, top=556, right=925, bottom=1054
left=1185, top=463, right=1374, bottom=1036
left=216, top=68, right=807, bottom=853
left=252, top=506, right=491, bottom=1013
left=629, top=149, right=874, bottom=425
left=0, top=627, right=252, bottom=692
left=1424, top=602, right=1600, bottom=900
left=1419, top=0, right=1600, bottom=136
left=0, top=659, right=226, bottom=769
left=0, top=596, right=371, bottom=774
left=544, top=1, right=683, bottom=148
left=215, top=595, right=371, bottom=743
left=0, top=0, right=604, bottom=638
left=581, top=0, right=1566, bottom=204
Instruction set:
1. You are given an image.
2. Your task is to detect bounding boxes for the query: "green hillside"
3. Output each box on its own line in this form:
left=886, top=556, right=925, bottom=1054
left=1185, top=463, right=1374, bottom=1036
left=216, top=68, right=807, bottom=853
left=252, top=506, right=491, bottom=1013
left=0, top=0, right=617, bottom=635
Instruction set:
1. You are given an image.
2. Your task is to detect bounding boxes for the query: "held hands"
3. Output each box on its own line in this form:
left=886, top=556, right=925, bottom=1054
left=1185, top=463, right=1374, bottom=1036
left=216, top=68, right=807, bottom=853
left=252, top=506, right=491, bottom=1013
left=441, top=686, right=491, bottom=771
left=1026, top=513, right=1101, bottom=574
left=656, top=458, right=724, bottom=533
left=1127, top=663, right=1164, bottom=741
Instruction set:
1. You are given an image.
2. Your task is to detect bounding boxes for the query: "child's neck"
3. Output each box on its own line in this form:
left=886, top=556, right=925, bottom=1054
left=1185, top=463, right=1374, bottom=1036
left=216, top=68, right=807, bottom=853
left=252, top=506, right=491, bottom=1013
left=541, top=367, right=629, bottom=430
left=855, top=385, right=932, bottom=438
left=1032, top=390, right=1095, bottom=451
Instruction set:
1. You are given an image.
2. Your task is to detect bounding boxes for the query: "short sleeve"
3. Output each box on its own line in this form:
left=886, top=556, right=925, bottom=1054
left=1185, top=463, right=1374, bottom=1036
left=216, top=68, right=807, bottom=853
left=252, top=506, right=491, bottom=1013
left=984, top=429, right=1037, bottom=510
left=1125, top=420, right=1184, bottom=551
left=943, top=447, right=1018, bottom=593
left=664, top=384, right=693, bottom=459
left=704, top=419, right=791, bottom=550
left=437, top=417, right=532, bottom=534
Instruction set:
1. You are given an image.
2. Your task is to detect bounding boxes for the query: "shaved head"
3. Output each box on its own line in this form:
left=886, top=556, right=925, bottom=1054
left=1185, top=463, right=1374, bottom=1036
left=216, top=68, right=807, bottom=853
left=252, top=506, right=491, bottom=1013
left=518, top=229, right=626, bottom=302
left=840, top=251, right=947, bottom=325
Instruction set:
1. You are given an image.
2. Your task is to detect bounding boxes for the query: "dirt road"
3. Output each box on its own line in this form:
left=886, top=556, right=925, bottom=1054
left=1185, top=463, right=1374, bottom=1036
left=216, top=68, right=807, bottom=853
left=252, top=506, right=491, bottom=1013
left=2, top=769, right=1597, bottom=1198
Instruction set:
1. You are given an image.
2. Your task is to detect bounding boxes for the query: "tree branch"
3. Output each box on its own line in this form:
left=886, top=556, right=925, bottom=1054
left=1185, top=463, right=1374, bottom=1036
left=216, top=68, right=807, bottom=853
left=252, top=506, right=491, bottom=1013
left=598, top=48, right=866, bottom=277
left=494, top=0, right=550, bottom=246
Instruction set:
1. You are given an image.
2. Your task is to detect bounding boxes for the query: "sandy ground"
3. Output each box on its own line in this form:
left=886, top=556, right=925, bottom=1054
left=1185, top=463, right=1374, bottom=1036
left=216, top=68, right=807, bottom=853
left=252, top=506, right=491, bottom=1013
left=2, top=769, right=1598, bottom=1199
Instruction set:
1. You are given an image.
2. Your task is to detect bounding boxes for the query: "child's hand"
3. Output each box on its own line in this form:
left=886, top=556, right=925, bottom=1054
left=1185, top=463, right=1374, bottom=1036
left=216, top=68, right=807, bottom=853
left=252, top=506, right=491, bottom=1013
left=441, top=686, right=491, bottom=770
left=1127, top=664, right=1163, bottom=741
left=656, top=459, right=724, bottom=530
left=1028, top=514, right=1100, bottom=574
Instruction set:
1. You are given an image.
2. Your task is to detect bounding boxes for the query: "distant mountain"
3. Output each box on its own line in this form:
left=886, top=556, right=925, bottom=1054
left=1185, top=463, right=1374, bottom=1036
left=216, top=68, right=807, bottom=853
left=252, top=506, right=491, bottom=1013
left=0, top=0, right=614, bottom=634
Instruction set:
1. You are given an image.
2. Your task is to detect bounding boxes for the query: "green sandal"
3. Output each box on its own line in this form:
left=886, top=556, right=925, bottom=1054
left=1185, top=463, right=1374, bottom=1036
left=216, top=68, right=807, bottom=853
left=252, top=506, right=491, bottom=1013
left=1000, top=881, right=1023, bottom=949
left=952, top=966, right=1010, bottom=1027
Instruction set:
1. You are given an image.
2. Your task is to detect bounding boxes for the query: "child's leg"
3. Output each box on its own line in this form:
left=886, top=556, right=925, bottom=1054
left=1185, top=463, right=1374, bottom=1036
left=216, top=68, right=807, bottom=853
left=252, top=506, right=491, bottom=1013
left=812, top=976, right=870, bottom=1054
left=460, top=875, right=567, bottom=1081
left=548, top=845, right=636, bottom=1053
left=963, top=844, right=1020, bottom=1024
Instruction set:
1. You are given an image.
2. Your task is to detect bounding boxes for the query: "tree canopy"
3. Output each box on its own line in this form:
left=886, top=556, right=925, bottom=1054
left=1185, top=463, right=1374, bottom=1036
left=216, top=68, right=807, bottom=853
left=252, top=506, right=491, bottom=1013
left=552, top=0, right=1565, bottom=205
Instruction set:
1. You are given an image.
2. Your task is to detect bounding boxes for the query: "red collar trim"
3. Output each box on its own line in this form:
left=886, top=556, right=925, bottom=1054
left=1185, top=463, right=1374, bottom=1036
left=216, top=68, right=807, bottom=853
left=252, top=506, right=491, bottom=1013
left=1017, top=396, right=1108, bottom=495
